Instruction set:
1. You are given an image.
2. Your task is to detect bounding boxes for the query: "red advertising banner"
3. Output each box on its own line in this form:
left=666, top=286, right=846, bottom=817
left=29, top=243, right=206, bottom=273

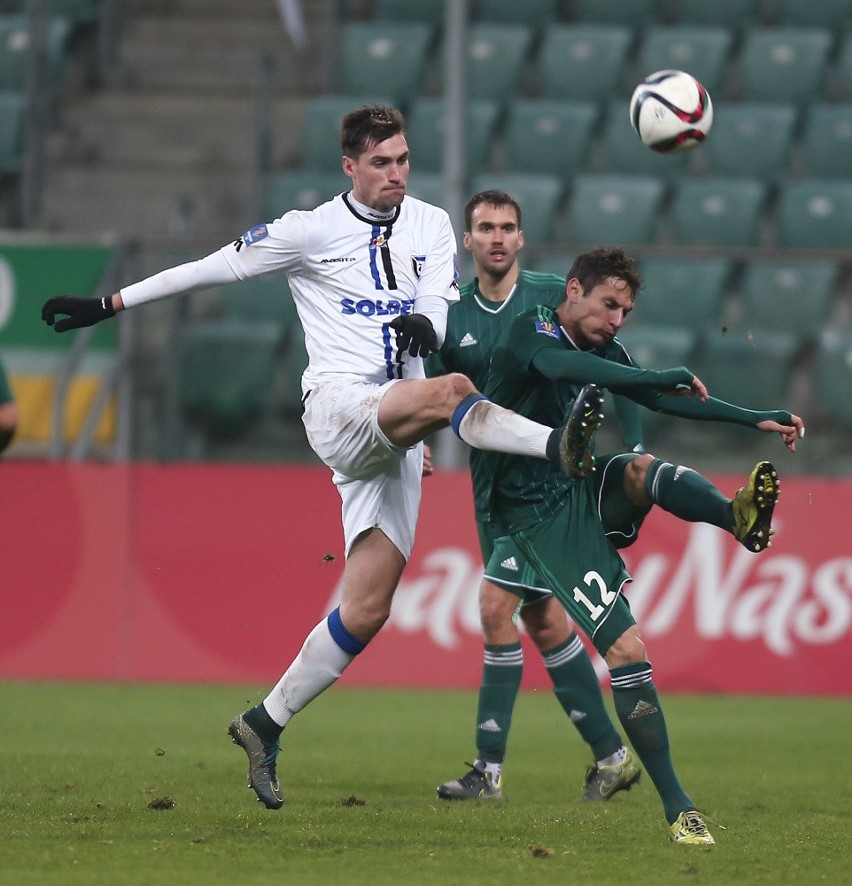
left=1, top=462, right=849, bottom=695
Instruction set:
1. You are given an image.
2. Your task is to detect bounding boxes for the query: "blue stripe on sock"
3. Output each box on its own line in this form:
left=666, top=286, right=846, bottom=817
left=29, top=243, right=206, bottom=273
left=327, top=607, right=366, bottom=656
left=451, top=393, right=487, bottom=437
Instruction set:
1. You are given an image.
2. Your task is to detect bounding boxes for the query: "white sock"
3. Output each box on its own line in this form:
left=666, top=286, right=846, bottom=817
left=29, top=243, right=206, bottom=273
left=263, top=618, right=356, bottom=727
left=597, top=745, right=628, bottom=768
left=457, top=400, right=551, bottom=459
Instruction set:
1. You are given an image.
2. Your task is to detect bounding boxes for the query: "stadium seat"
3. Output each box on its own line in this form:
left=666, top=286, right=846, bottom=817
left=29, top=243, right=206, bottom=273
left=338, top=22, right=435, bottom=107
left=220, top=274, right=298, bottom=334
left=776, top=179, right=852, bottom=249
left=668, top=177, right=767, bottom=248
left=566, top=174, right=666, bottom=246
left=475, top=0, right=561, bottom=26
left=837, top=32, right=852, bottom=100
left=528, top=253, right=574, bottom=278
left=698, top=103, right=798, bottom=182
left=635, top=26, right=733, bottom=95
left=736, top=27, right=833, bottom=104
left=738, top=260, right=838, bottom=340
left=800, top=104, right=852, bottom=177
left=372, top=0, right=445, bottom=23
left=504, top=99, right=599, bottom=177
left=263, top=170, right=349, bottom=219
left=537, top=25, right=633, bottom=101
left=618, top=325, right=698, bottom=371
left=667, top=0, right=762, bottom=28
left=814, top=332, right=852, bottom=429
left=180, top=319, right=280, bottom=438
left=406, top=98, right=500, bottom=174
left=470, top=172, right=564, bottom=242
left=298, top=95, right=393, bottom=171
left=463, top=23, right=534, bottom=102
left=0, top=89, right=24, bottom=174
left=278, top=330, right=310, bottom=417
left=0, top=14, right=71, bottom=94
left=572, top=0, right=661, bottom=26
left=405, top=172, right=452, bottom=209
left=600, top=100, right=691, bottom=178
left=637, top=257, right=731, bottom=329
left=692, top=330, right=799, bottom=410
left=774, top=0, right=852, bottom=29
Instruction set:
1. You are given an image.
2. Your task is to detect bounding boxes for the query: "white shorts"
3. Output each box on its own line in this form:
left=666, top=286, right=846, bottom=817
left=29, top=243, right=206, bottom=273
left=302, top=377, right=423, bottom=560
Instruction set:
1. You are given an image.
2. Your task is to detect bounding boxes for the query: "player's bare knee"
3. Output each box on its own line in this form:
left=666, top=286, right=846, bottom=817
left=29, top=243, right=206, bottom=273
left=625, top=453, right=654, bottom=504
left=604, top=628, right=647, bottom=668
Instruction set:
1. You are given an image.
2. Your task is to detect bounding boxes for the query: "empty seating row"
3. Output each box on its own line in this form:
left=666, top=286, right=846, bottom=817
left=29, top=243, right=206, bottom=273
left=333, top=20, right=852, bottom=108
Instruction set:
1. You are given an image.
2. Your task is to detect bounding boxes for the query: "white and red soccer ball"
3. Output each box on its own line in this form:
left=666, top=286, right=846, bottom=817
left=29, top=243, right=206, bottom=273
left=629, top=69, right=713, bottom=153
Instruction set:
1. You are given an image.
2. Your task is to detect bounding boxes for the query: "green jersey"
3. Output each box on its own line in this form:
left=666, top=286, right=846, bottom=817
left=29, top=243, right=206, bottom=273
left=427, top=270, right=564, bottom=521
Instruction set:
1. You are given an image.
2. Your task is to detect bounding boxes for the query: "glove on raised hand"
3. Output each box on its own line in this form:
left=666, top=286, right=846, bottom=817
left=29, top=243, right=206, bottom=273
left=42, top=295, right=116, bottom=332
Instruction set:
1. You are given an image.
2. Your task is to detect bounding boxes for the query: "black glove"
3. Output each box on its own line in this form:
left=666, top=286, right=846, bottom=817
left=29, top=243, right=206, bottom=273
left=389, top=313, right=437, bottom=358
left=42, top=295, right=116, bottom=332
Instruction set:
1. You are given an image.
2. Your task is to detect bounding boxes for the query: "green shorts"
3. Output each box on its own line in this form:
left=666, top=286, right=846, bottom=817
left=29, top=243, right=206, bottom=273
left=480, top=453, right=650, bottom=611
left=498, top=477, right=635, bottom=656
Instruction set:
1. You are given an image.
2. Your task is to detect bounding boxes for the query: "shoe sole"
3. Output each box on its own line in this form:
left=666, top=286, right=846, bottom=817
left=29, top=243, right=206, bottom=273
left=740, top=461, right=779, bottom=552
left=583, top=767, right=642, bottom=801
left=436, top=787, right=502, bottom=801
left=559, top=384, right=604, bottom=477
left=228, top=717, right=284, bottom=810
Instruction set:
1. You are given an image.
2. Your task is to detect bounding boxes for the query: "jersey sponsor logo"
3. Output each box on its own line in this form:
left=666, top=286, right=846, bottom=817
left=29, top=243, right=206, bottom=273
left=459, top=332, right=477, bottom=348
left=370, top=234, right=388, bottom=249
left=340, top=297, right=414, bottom=317
left=320, top=256, right=356, bottom=264
left=534, top=319, right=560, bottom=339
left=499, top=556, right=518, bottom=571
left=410, top=254, right=426, bottom=278
left=234, top=224, right=269, bottom=251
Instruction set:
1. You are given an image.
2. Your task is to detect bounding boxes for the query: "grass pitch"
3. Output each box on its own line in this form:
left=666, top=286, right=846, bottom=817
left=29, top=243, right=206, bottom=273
left=0, top=683, right=848, bottom=885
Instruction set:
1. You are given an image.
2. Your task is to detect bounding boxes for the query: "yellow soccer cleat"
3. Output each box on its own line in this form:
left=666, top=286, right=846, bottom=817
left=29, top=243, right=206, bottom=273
left=669, top=810, right=716, bottom=846
left=732, top=460, right=779, bottom=552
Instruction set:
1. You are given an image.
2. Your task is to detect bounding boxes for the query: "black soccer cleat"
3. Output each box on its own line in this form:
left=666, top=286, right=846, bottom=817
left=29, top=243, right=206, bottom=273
left=228, top=712, right=284, bottom=809
left=546, top=384, right=604, bottom=478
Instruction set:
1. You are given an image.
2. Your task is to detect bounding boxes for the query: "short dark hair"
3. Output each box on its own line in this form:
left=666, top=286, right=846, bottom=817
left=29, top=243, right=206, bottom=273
left=464, top=190, right=522, bottom=232
left=340, top=104, right=406, bottom=158
left=566, top=247, right=642, bottom=296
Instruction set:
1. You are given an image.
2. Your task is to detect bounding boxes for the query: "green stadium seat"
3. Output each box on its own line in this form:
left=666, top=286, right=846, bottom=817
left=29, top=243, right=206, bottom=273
left=470, top=172, right=564, bottom=242
left=475, top=0, right=561, bottom=26
left=338, top=22, right=435, bottom=106
left=736, top=27, right=833, bottom=104
left=600, top=100, right=691, bottom=178
left=573, top=0, right=661, bottom=26
left=774, top=0, right=852, bottom=28
left=0, top=88, right=24, bottom=174
left=180, top=319, right=280, bottom=438
left=299, top=95, right=393, bottom=171
left=635, top=26, right=733, bottom=95
left=406, top=97, right=500, bottom=174
left=837, top=32, right=852, bottom=100
left=667, top=0, right=763, bottom=28
left=814, top=332, right=852, bottom=429
left=637, top=257, right=731, bottom=328
left=693, top=330, right=799, bottom=410
left=405, top=172, right=452, bottom=209
left=279, top=329, right=311, bottom=418
left=698, top=103, right=798, bottom=182
left=528, top=253, right=574, bottom=278
left=219, top=274, right=298, bottom=334
left=567, top=174, right=666, bottom=246
left=372, top=0, right=445, bottom=23
left=738, top=260, right=838, bottom=339
left=504, top=99, right=599, bottom=177
left=537, top=25, right=633, bottom=101
left=619, top=325, right=698, bottom=371
left=263, top=170, right=349, bottom=219
left=463, top=23, right=534, bottom=102
left=776, top=179, right=852, bottom=249
left=668, top=177, right=767, bottom=248
left=0, top=14, right=71, bottom=94
left=801, top=104, right=852, bottom=177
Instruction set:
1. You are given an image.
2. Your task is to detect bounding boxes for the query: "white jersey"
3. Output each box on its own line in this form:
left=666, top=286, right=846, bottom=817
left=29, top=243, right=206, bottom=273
left=221, top=193, right=459, bottom=394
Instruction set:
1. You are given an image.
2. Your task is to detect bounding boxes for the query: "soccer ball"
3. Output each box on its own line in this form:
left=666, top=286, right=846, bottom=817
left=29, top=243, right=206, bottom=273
left=629, top=69, right=713, bottom=153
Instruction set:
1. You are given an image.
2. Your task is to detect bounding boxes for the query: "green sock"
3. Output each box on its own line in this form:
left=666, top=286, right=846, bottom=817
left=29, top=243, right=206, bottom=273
left=645, top=458, right=732, bottom=532
left=544, top=634, right=622, bottom=761
left=475, top=643, right=523, bottom=764
left=610, top=662, right=693, bottom=824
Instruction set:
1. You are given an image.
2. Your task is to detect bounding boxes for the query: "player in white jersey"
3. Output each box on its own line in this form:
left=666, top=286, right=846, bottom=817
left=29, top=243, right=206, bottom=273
left=41, top=104, right=603, bottom=810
